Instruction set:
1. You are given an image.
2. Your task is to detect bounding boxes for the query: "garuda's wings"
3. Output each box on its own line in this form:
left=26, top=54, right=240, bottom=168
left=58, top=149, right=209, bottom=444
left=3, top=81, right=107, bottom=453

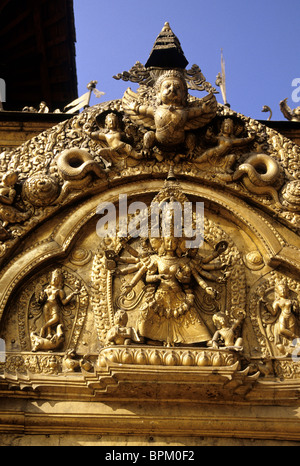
left=184, top=93, right=217, bottom=131
left=122, top=88, right=156, bottom=130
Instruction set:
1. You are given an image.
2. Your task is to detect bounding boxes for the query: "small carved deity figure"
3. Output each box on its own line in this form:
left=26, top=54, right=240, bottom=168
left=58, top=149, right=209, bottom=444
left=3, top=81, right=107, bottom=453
left=39, top=269, right=79, bottom=339
left=270, top=280, right=299, bottom=354
left=106, top=309, right=141, bottom=346
left=194, top=118, right=254, bottom=174
left=208, top=311, right=244, bottom=350
left=0, top=171, right=30, bottom=238
left=122, top=69, right=217, bottom=157
left=87, top=112, right=142, bottom=165
left=30, top=269, right=79, bottom=352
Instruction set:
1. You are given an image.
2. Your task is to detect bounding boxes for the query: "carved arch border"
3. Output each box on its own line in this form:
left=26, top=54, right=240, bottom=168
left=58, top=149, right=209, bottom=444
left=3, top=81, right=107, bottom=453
left=0, top=179, right=298, bottom=324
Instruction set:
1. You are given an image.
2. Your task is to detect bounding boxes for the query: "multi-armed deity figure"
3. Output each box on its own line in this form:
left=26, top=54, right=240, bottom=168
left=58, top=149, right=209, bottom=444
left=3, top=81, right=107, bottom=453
left=114, top=197, right=229, bottom=347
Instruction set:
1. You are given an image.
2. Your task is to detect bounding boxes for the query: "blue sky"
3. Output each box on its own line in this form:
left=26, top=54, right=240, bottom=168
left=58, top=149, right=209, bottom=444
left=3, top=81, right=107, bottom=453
left=73, top=0, right=300, bottom=121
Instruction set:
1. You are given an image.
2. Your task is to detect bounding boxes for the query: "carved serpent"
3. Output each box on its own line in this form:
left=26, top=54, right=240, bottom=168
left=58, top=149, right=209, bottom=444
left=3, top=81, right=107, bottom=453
left=57, top=148, right=105, bottom=180
left=232, top=153, right=282, bottom=206
left=233, top=153, right=279, bottom=186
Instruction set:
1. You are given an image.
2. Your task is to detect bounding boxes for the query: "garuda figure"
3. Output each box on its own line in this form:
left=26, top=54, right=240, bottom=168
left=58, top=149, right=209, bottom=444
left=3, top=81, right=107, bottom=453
left=122, top=69, right=217, bottom=159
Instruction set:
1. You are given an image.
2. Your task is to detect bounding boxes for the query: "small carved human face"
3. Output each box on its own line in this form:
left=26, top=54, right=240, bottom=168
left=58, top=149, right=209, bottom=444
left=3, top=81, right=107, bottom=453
left=222, top=119, right=234, bottom=135
left=2, top=171, right=18, bottom=187
left=163, top=236, right=178, bottom=252
left=276, top=284, right=288, bottom=298
left=214, top=314, right=227, bottom=329
left=160, top=78, right=186, bottom=106
left=105, top=114, right=118, bottom=129
left=51, top=271, right=63, bottom=287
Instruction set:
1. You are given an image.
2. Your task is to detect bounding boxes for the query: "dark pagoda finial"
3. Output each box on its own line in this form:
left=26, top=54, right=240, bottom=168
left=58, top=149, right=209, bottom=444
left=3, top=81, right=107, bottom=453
left=145, top=22, right=189, bottom=70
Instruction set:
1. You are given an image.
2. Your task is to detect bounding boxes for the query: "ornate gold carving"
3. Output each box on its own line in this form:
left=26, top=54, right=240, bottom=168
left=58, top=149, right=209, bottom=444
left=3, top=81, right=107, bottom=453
left=105, top=309, right=142, bottom=346
left=98, top=346, right=239, bottom=368
left=30, top=269, right=79, bottom=351
left=232, top=153, right=282, bottom=205
left=208, top=311, right=244, bottom=350
left=91, top=182, right=247, bottom=349
left=85, top=111, right=142, bottom=166
left=5, top=353, right=63, bottom=375
left=194, top=117, right=254, bottom=174
left=69, top=247, right=92, bottom=266
left=62, top=350, right=93, bottom=373
left=23, top=173, right=59, bottom=206
left=0, top=24, right=299, bottom=411
left=281, top=180, right=300, bottom=212
left=250, top=273, right=300, bottom=358
left=122, top=69, right=217, bottom=159
left=17, top=267, right=88, bottom=353
left=0, top=91, right=298, bottom=267
left=271, top=279, right=299, bottom=351
left=57, top=148, right=107, bottom=181
left=243, top=250, right=264, bottom=270
left=0, top=171, right=31, bottom=240
left=280, top=98, right=300, bottom=122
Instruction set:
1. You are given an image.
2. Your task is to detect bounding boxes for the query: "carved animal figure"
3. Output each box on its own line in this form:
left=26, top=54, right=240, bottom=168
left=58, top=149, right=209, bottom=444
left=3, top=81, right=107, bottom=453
left=57, top=148, right=106, bottom=181
left=31, top=324, right=64, bottom=352
left=232, top=153, right=282, bottom=206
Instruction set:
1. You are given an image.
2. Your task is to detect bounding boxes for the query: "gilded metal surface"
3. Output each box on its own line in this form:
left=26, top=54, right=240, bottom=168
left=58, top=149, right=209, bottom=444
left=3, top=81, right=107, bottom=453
left=0, top=22, right=299, bottom=442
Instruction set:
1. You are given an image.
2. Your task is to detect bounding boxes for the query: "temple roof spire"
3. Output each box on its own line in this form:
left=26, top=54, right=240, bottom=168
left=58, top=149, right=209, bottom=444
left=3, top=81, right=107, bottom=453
left=145, top=22, right=189, bottom=69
